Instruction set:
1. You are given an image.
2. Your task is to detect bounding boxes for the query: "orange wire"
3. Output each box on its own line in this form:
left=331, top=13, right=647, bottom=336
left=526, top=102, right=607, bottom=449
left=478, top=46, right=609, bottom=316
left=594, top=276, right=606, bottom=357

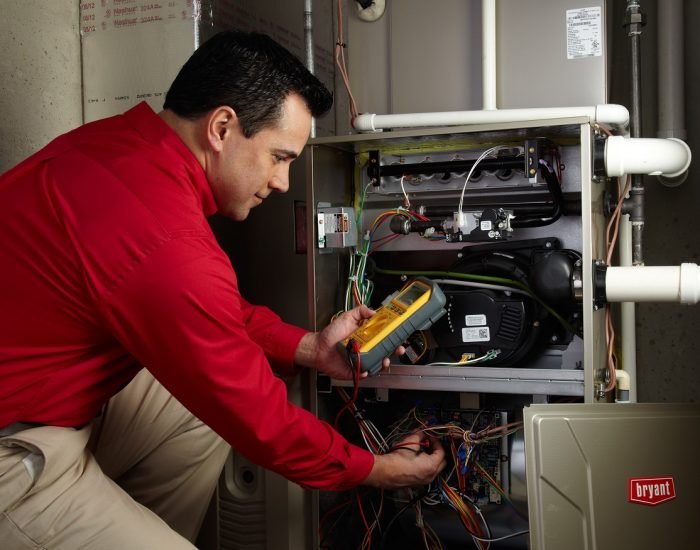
left=335, top=0, right=358, bottom=122
left=603, top=175, right=631, bottom=392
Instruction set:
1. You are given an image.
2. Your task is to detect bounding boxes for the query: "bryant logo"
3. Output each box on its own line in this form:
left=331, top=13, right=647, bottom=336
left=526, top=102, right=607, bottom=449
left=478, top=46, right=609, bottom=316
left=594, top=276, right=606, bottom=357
left=628, top=477, right=676, bottom=506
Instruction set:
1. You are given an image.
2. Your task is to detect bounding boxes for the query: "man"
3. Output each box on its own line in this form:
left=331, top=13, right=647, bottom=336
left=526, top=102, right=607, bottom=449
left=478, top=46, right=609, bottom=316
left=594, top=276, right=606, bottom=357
left=0, top=31, right=445, bottom=549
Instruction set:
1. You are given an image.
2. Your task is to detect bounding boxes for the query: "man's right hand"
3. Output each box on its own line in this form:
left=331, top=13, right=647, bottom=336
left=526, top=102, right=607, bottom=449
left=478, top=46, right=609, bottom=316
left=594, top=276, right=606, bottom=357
left=362, top=432, right=447, bottom=489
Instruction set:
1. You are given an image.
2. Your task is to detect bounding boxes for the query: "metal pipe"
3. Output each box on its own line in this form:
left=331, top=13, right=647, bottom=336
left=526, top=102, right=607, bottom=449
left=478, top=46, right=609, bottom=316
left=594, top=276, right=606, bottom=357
left=657, top=0, right=688, bottom=187
left=657, top=0, right=685, bottom=140
left=375, top=157, right=522, bottom=178
left=624, top=0, right=646, bottom=266
left=304, top=0, right=316, bottom=138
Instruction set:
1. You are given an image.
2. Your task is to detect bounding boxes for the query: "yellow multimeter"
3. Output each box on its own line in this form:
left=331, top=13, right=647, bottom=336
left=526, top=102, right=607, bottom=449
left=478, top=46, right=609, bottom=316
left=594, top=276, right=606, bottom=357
left=341, top=277, right=446, bottom=375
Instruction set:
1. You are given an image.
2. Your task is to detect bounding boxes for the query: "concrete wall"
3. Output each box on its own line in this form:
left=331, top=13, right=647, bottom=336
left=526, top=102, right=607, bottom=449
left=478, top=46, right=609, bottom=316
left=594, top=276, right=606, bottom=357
left=0, top=0, right=82, bottom=173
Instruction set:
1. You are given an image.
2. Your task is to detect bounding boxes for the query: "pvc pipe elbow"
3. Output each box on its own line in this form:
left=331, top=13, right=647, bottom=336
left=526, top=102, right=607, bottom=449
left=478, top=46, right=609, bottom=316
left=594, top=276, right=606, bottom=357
left=595, top=104, right=630, bottom=128
left=352, top=113, right=377, bottom=132
left=615, top=369, right=631, bottom=403
left=356, top=0, right=386, bottom=22
left=615, top=369, right=631, bottom=391
left=605, top=136, right=692, bottom=177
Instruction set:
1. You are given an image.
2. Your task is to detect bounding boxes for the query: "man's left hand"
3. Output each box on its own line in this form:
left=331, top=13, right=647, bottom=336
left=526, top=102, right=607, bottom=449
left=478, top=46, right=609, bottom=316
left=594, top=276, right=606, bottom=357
left=294, top=305, right=404, bottom=380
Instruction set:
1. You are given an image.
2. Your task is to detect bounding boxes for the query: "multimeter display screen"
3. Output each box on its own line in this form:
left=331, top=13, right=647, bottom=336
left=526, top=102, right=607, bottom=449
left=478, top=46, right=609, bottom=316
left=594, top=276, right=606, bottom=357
left=395, top=283, right=428, bottom=307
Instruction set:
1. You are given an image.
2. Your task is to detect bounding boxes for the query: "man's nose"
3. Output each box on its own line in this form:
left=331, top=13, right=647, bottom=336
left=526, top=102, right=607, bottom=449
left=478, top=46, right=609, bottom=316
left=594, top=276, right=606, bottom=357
left=270, top=168, right=290, bottom=193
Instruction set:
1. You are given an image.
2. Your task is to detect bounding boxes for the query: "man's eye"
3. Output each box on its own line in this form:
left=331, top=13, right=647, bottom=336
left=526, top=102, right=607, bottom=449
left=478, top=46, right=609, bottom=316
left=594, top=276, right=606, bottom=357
left=273, top=154, right=286, bottom=163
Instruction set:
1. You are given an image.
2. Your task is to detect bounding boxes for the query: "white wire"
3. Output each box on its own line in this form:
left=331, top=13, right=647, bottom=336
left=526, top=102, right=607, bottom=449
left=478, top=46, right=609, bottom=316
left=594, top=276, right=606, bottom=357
left=359, top=430, right=375, bottom=452
left=344, top=252, right=356, bottom=311
left=366, top=420, right=390, bottom=453
left=457, top=146, right=507, bottom=219
left=400, top=175, right=410, bottom=207
left=469, top=529, right=530, bottom=543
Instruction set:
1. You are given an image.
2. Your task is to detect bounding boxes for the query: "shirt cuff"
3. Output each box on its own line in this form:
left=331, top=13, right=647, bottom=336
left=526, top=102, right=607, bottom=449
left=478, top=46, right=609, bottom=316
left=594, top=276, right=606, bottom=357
left=265, top=324, right=308, bottom=376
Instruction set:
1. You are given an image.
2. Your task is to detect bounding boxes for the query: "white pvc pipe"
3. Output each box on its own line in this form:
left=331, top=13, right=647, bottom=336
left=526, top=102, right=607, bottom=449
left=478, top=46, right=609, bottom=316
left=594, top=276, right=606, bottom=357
left=352, top=104, right=629, bottom=131
left=606, top=264, right=700, bottom=304
left=482, top=0, right=497, bottom=110
left=356, top=0, right=386, bottom=22
left=605, top=136, right=692, bottom=177
left=618, top=215, right=637, bottom=402
left=657, top=0, right=685, bottom=140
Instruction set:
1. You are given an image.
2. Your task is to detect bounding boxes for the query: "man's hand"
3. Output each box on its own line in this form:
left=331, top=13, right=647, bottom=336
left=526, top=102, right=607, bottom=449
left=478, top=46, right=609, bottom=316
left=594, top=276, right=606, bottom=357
left=363, top=432, right=447, bottom=489
left=294, top=305, right=404, bottom=380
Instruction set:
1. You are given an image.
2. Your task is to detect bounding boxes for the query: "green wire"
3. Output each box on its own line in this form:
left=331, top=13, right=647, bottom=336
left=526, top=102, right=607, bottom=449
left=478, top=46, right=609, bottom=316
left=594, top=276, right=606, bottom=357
left=374, top=267, right=581, bottom=337
left=356, top=182, right=371, bottom=226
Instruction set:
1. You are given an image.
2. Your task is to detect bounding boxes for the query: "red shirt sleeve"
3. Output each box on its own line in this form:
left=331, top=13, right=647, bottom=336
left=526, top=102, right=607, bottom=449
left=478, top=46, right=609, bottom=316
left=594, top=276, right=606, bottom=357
left=236, top=295, right=306, bottom=377
left=98, top=235, right=374, bottom=490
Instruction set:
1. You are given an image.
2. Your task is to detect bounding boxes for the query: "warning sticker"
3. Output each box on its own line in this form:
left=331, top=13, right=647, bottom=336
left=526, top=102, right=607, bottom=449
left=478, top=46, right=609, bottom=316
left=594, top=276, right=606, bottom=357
left=566, top=7, right=602, bottom=59
left=462, top=326, right=490, bottom=343
left=465, top=314, right=487, bottom=327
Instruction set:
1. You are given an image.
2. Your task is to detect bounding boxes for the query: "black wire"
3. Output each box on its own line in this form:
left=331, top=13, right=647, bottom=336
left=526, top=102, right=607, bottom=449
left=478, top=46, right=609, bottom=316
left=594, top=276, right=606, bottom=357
left=318, top=499, right=353, bottom=549
left=510, top=160, right=563, bottom=228
left=379, top=489, right=433, bottom=550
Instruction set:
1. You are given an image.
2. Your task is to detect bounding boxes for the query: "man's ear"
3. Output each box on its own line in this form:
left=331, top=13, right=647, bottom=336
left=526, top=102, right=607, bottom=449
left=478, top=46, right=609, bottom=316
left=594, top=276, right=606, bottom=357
left=206, top=106, right=238, bottom=153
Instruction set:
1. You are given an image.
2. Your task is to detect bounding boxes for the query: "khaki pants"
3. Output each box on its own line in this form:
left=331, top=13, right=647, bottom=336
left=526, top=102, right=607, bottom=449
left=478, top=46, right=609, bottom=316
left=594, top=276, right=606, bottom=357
left=0, top=369, right=230, bottom=549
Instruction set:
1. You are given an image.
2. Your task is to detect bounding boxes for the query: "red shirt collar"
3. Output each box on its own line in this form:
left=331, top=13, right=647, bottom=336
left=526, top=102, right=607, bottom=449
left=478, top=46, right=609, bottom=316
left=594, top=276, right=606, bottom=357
left=124, top=102, right=217, bottom=216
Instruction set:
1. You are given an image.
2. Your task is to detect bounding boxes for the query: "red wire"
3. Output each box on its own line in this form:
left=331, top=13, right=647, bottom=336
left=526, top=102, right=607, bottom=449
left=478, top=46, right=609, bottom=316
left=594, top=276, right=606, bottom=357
left=370, top=234, right=401, bottom=252
left=409, top=211, right=431, bottom=221
left=333, top=342, right=362, bottom=430
left=390, top=440, right=430, bottom=452
left=355, top=490, right=372, bottom=548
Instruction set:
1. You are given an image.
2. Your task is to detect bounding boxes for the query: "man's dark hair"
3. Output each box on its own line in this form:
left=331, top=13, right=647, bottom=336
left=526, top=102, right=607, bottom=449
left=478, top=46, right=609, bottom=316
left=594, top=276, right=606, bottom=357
left=164, top=30, right=333, bottom=137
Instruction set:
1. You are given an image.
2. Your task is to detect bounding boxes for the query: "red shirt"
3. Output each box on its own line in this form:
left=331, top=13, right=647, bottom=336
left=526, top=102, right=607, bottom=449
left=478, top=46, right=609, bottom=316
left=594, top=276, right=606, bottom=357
left=0, top=102, right=373, bottom=490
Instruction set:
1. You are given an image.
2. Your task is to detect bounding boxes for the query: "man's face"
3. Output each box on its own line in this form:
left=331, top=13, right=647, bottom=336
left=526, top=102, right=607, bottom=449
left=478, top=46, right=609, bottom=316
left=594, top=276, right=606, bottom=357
left=208, top=93, right=312, bottom=221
